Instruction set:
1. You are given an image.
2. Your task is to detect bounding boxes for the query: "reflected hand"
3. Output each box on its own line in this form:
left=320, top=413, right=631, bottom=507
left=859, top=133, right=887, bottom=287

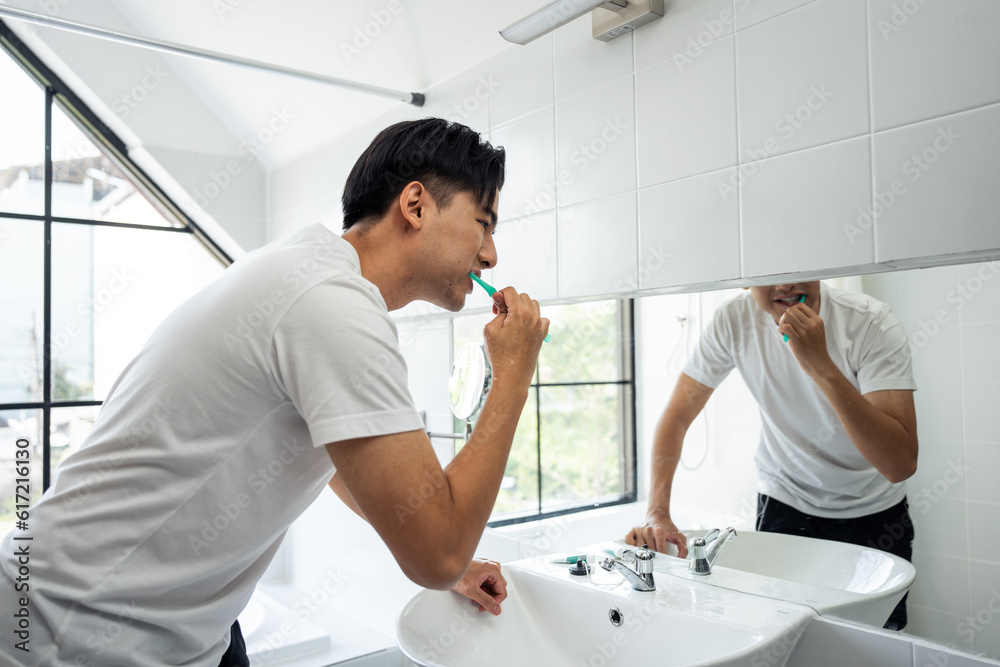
left=778, top=302, right=836, bottom=379
left=452, top=558, right=507, bottom=616
left=626, top=513, right=688, bottom=559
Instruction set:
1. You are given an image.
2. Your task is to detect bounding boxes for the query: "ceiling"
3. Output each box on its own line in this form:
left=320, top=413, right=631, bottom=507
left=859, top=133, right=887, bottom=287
left=2, top=0, right=548, bottom=170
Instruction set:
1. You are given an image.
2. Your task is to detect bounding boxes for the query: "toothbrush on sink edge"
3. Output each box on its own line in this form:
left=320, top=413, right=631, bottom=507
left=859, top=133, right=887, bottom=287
left=783, top=294, right=807, bottom=343
left=470, top=272, right=551, bottom=342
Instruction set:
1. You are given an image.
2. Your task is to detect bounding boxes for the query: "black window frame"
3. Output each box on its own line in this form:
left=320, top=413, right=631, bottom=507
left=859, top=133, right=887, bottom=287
left=0, top=20, right=232, bottom=491
left=477, top=298, right=638, bottom=528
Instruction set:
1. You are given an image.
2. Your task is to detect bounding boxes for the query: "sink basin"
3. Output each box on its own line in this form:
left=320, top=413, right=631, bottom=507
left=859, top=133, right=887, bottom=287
left=397, top=555, right=814, bottom=666
left=625, top=529, right=916, bottom=627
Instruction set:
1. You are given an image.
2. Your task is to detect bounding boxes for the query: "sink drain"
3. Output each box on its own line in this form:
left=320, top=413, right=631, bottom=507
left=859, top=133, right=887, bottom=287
left=608, top=607, right=623, bottom=627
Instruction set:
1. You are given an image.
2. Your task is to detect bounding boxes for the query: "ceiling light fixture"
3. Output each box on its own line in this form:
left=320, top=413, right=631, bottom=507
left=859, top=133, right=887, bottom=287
left=500, top=0, right=663, bottom=45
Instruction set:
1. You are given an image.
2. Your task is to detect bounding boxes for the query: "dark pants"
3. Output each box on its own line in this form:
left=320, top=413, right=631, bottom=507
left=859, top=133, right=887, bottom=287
left=756, top=493, right=914, bottom=631
left=218, top=620, right=250, bottom=667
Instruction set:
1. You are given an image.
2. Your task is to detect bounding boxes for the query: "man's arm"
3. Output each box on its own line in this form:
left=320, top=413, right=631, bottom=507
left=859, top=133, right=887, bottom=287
left=625, top=372, right=714, bottom=557
left=780, top=306, right=918, bottom=483
left=325, top=287, right=546, bottom=591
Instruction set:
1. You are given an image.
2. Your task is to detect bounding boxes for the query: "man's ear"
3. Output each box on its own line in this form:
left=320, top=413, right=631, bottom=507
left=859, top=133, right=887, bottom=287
left=400, top=181, right=429, bottom=231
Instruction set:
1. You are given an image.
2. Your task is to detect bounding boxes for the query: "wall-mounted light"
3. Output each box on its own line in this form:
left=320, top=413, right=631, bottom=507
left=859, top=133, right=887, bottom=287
left=500, top=0, right=663, bottom=45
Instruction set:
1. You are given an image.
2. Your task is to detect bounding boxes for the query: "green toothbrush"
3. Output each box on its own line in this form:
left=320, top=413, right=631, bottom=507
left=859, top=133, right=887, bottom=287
left=470, top=272, right=551, bottom=342
left=783, top=294, right=807, bottom=342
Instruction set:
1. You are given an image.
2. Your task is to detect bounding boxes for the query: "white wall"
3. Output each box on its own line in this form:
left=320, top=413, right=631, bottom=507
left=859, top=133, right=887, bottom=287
left=266, top=0, right=1000, bottom=660
left=862, top=264, right=1000, bottom=657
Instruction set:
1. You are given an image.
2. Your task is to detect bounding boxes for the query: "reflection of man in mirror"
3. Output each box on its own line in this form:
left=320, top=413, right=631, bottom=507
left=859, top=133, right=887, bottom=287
left=626, top=281, right=917, bottom=630
left=0, top=118, right=549, bottom=666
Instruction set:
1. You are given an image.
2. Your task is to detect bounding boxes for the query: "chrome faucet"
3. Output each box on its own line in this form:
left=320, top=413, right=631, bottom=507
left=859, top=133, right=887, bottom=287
left=688, top=527, right=737, bottom=575
left=599, top=546, right=656, bottom=591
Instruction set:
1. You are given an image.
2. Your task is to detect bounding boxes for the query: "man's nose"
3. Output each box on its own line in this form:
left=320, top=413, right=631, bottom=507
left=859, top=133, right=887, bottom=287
left=478, top=232, right=497, bottom=269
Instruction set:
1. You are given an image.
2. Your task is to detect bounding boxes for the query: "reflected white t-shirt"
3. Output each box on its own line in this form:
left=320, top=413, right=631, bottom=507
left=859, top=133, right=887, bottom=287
left=0, top=224, right=423, bottom=666
left=681, top=284, right=916, bottom=519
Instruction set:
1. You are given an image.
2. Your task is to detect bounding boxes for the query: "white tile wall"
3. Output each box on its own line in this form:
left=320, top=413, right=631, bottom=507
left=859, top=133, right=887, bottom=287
left=556, top=192, right=637, bottom=299
left=740, top=137, right=874, bottom=276
left=488, top=34, right=553, bottom=127
left=868, top=0, right=1000, bottom=131
left=492, top=211, right=559, bottom=302
left=553, top=13, right=632, bottom=101
left=733, top=0, right=821, bottom=32
left=873, top=104, right=1000, bottom=263
left=735, top=0, right=870, bottom=162
left=964, top=383, right=1000, bottom=444
left=633, top=0, right=734, bottom=71
left=910, top=551, right=972, bottom=617
left=635, top=36, right=737, bottom=188
left=491, top=108, right=556, bottom=222
left=554, top=75, right=637, bottom=208
left=907, top=605, right=974, bottom=652
left=863, top=264, right=1000, bottom=659
left=637, top=169, right=740, bottom=289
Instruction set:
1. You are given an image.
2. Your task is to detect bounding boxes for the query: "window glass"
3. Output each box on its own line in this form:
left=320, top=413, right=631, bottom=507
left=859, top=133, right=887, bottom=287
left=50, top=102, right=179, bottom=227
left=540, top=383, right=627, bottom=512
left=538, top=300, right=626, bottom=384
left=50, top=405, right=100, bottom=473
left=453, top=299, right=633, bottom=524
left=0, top=218, right=44, bottom=403
left=0, top=409, right=42, bottom=541
left=492, top=388, right=539, bottom=520
left=51, top=224, right=224, bottom=401
left=0, top=52, right=44, bottom=216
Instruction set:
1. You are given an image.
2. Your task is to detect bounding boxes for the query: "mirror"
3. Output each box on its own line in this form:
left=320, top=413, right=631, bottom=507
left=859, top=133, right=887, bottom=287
left=635, top=258, right=999, bottom=653
left=449, top=342, right=491, bottom=420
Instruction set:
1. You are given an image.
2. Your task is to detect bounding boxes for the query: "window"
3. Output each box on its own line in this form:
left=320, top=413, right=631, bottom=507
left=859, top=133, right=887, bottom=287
left=452, top=299, right=636, bottom=526
left=0, top=25, right=229, bottom=539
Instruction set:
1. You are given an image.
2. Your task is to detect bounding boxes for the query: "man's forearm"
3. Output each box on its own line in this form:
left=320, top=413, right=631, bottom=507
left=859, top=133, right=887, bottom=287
left=436, top=379, right=529, bottom=560
left=811, top=369, right=917, bottom=483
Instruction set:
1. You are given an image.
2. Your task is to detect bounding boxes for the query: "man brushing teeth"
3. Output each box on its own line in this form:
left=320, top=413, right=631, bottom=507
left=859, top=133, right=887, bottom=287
left=627, top=279, right=918, bottom=630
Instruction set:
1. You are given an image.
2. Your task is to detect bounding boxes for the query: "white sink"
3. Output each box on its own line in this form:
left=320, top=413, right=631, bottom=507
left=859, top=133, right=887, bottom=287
left=397, top=555, right=814, bottom=667
left=626, top=529, right=916, bottom=627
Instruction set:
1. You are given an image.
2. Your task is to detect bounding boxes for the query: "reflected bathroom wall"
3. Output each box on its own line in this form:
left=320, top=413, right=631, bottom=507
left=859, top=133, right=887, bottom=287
left=635, top=261, right=1000, bottom=658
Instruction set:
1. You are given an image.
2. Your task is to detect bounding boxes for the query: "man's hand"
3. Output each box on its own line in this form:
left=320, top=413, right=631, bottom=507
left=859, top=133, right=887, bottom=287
left=452, top=559, right=507, bottom=616
left=778, top=302, right=837, bottom=379
left=626, top=512, right=688, bottom=558
left=485, top=287, right=549, bottom=391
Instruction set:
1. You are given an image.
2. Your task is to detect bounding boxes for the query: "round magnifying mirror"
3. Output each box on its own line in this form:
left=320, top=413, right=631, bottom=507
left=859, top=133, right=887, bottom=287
left=449, top=343, right=492, bottom=420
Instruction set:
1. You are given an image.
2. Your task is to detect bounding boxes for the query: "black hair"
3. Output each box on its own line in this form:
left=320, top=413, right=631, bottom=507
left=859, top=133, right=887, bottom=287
left=341, top=118, right=506, bottom=231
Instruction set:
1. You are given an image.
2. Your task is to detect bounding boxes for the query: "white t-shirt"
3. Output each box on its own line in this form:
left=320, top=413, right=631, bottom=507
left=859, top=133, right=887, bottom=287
left=0, top=224, right=424, bottom=666
left=682, top=283, right=916, bottom=519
